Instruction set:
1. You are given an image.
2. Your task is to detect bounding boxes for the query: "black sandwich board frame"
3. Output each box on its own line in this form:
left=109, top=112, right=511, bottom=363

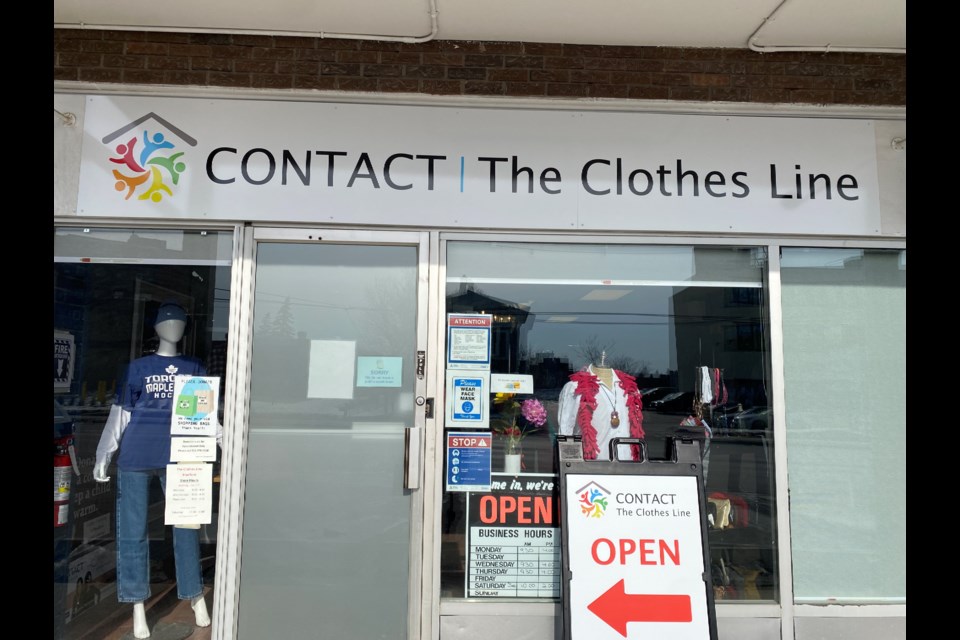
left=557, top=435, right=718, bottom=640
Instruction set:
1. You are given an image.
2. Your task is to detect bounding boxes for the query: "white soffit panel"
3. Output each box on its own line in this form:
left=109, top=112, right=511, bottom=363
left=54, top=0, right=906, bottom=52
left=748, top=0, right=906, bottom=50
left=53, top=0, right=432, bottom=38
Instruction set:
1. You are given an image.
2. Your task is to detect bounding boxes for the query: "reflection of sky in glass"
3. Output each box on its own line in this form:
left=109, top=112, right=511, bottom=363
left=255, top=244, right=417, bottom=340
left=447, top=242, right=699, bottom=282
left=446, top=242, right=764, bottom=375
left=54, top=228, right=233, bottom=262
left=448, top=282, right=676, bottom=373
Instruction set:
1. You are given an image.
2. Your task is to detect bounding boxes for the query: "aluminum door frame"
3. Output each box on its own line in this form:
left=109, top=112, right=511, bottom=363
left=214, top=226, right=432, bottom=640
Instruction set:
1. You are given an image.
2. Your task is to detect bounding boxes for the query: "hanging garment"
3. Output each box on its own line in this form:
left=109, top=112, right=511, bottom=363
left=698, top=366, right=714, bottom=404
left=558, top=365, right=644, bottom=461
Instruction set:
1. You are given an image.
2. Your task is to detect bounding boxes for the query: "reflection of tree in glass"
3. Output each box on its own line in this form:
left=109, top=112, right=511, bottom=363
left=255, top=298, right=297, bottom=338
left=575, top=336, right=624, bottom=369
left=272, top=297, right=295, bottom=338
left=574, top=335, right=651, bottom=377
left=358, top=274, right=416, bottom=354
left=256, top=312, right=274, bottom=336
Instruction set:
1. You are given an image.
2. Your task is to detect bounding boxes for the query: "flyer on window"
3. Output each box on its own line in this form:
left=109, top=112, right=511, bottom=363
left=170, top=375, right=220, bottom=436
left=170, top=437, right=218, bottom=462
left=446, top=313, right=492, bottom=370
left=164, top=462, right=214, bottom=525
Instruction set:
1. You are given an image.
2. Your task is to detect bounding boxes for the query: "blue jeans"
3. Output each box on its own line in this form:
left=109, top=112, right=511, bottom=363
left=116, top=468, right=203, bottom=602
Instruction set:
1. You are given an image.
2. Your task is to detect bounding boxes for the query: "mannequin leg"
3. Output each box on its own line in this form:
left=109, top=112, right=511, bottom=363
left=192, top=595, right=211, bottom=627
left=132, top=601, right=150, bottom=638
left=116, top=470, right=154, bottom=602
left=161, top=469, right=209, bottom=627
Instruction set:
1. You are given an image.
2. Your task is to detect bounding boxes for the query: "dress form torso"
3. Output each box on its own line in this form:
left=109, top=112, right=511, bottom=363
left=558, top=364, right=632, bottom=460
left=592, top=365, right=614, bottom=389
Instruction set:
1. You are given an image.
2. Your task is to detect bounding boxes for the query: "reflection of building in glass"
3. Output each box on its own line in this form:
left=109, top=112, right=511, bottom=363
left=670, top=284, right=769, bottom=412
left=660, top=247, right=770, bottom=414
left=525, top=352, right=573, bottom=393
left=446, top=284, right=532, bottom=373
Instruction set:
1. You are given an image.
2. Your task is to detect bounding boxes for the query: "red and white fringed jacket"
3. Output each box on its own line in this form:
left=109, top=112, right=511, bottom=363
left=561, top=368, right=645, bottom=461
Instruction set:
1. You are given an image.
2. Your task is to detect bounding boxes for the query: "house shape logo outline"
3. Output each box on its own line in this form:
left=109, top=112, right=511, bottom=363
left=102, top=112, right=197, bottom=203
left=574, top=479, right=612, bottom=518
left=102, top=112, right=197, bottom=147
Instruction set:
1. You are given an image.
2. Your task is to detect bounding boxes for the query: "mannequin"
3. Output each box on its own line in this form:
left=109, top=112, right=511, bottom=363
left=590, top=358, right=613, bottom=389
left=94, top=302, right=212, bottom=638
left=558, top=355, right=645, bottom=461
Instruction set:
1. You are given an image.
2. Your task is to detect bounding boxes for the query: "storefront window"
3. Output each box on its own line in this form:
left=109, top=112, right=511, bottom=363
left=53, top=227, right=233, bottom=638
left=440, top=241, right=777, bottom=602
left=781, top=248, right=906, bottom=603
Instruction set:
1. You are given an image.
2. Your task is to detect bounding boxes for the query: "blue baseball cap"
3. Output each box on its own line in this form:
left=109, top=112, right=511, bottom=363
left=155, top=301, right=187, bottom=325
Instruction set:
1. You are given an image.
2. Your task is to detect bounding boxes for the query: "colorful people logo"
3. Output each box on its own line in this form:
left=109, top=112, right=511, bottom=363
left=110, top=130, right=186, bottom=203
left=577, top=483, right=609, bottom=518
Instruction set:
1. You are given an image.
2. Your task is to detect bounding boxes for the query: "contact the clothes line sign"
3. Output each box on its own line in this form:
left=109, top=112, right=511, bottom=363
left=558, top=437, right=717, bottom=640
left=78, top=96, right=884, bottom=237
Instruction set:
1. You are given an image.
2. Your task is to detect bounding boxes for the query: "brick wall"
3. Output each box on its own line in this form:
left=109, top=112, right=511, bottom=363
left=54, top=29, right=906, bottom=106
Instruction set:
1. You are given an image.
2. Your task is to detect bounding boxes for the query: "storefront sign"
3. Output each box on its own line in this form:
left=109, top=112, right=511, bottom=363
left=356, top=356, right=403, bottom=387
left=491, top=373, right=534, bottom=394
left=164, top=462, right=214, bottom=525
left=170, top=375, right=219, bottom=436
left=446, top=313, right=492, bottom=370
left=307, top=339, right=355, bottom=399
left=465, top=473, right=560, bottom=597
left=445, top=371, right=490, bottom=428
left=564, top=473, right=710, bottom=639
left=76, top=95, right=883, bottom=236
left=170, top=436, right=218, bottom=462
left=446, top=431, right=492, bottom=492
left=54, top=330, right=75, bottom=390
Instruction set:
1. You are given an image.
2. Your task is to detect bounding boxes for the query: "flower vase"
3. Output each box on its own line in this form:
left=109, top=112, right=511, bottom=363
left=504, top=452, right=522, bottom=474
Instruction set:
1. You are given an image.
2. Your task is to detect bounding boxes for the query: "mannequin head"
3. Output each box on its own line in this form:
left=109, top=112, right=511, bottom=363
left=154, top=302, right=187, bottom=356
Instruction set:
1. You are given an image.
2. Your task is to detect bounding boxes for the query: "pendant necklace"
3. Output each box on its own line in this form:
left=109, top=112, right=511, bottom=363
left=598, top=383, right=620, bottom=428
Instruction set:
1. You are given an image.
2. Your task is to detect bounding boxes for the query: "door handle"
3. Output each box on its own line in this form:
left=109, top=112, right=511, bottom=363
left=404, top=426, right=421, bottom=489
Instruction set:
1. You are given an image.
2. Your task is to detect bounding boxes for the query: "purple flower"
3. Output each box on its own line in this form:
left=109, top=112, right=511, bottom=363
left=521, top=398, right=547, bottom=427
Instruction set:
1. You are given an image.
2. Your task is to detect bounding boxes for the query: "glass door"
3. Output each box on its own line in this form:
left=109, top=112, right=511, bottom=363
left=236, top=229, right=428, bottom=640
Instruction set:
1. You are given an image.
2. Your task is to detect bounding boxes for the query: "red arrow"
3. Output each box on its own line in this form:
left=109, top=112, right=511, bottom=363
left=587, top=579, right=692, bottom=637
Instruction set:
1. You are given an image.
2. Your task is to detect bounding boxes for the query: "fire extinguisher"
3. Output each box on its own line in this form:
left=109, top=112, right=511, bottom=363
left=54, top=436, right=79, bottom=528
